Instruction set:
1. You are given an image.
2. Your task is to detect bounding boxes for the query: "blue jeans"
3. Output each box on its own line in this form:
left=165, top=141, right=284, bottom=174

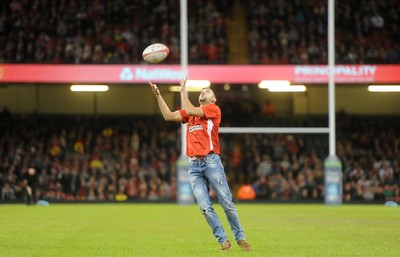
left=188, top=153, right=245, bottom=244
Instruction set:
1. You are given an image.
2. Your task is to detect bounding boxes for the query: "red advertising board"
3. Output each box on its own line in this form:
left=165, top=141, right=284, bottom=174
left=0, top=64, right=398, bottom=84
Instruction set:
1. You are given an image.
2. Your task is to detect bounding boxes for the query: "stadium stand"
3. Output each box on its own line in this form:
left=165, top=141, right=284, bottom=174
left=0, top=0, right=229, bottom=64
left=244, top=0, right=399, bottom=64
left=0, top=0, right=398, bottom=64
left=0, top=110, right=399, bottom=203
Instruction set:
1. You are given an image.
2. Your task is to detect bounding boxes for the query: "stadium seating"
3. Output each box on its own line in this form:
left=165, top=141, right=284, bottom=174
left=0, top=0, right=398, bottom=64
left=0, top=112, right=398, bottom=203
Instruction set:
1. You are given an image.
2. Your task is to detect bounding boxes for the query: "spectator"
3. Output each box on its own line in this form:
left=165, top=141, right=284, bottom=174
left=261, top=100, right=276, bottom=118
left=23, top=167, right=38, bottom=205
left=1, top=183, right=16, bottom=201
left=256, top=154, right=273, bottom=177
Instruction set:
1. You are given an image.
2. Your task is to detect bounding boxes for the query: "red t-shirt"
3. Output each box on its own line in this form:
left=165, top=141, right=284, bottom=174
left=179, top=104, right=221, bottom=157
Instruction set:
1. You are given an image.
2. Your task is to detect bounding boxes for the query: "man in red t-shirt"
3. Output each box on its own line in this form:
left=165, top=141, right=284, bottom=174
left=149, top=79, right=251, bottom=252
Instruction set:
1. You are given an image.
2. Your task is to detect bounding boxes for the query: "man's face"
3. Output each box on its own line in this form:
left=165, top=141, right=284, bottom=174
left=199, top=88, right=216, bottom=104
left=28, top=168, right=35, bottom=176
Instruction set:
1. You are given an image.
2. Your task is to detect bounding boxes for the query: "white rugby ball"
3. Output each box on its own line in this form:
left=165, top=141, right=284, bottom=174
left=142, top=43, right=169, bottom=63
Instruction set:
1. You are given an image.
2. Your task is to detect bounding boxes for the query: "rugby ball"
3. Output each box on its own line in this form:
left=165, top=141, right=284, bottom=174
left=142, top=43, right=169, bottom=63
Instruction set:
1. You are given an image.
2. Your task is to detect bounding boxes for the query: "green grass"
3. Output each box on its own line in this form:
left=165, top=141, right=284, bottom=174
left=0, top=203, right=399, bottom=257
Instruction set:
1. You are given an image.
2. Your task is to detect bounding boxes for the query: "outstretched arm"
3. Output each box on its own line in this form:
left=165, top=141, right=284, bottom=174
left=179, top=78, right=204, bottom=117
left=149, top=81, right=182, bottom=122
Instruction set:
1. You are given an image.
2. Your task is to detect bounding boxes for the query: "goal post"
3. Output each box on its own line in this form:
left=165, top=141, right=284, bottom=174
left=220, top=127, right=330, bottom=134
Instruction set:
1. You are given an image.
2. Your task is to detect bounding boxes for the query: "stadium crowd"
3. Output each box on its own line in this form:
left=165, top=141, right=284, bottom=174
left=225, top=119, right=399, bottom=202
left=245, top=0, right=399, bottom=64
left=0, top=0, right=229, bottom=64
left=0, top=109, right=399, bottom=203
left=0, top=0, right=398, bottom=64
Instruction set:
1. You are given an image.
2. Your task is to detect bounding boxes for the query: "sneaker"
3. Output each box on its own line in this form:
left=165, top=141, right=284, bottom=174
left=237, top=239, right=252, bottom=251
left=220, top=240, right=232, bottom=252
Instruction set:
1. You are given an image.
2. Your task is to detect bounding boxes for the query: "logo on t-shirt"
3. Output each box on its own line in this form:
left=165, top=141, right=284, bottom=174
left=189, top=125, right=203, bottom=133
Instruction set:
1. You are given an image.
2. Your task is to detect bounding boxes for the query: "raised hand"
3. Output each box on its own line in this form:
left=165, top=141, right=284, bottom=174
left=148, top=81, right=160, bottom=96
left=179, top=77, right=188, bottom=94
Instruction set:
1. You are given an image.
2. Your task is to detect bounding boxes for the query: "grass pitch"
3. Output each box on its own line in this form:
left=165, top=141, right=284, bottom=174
left=0, top=203, right=399, bottom=257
